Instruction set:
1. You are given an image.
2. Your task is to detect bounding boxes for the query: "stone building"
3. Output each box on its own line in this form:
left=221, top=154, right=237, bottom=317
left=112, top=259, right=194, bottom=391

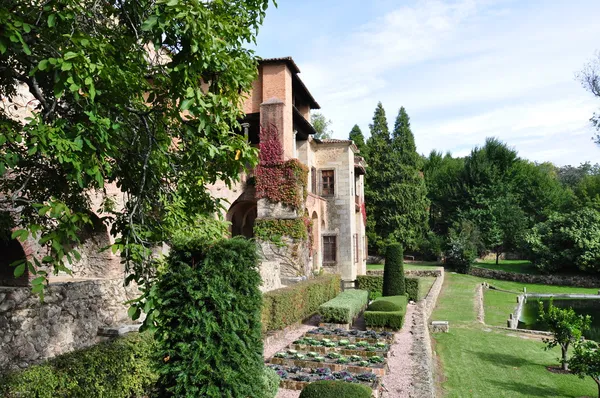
left=209, top=57, right=368, bottom=291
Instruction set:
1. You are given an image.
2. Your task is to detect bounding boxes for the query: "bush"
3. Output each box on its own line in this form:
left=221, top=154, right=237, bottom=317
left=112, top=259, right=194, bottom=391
left=0, top=333, right=157, bottom=398
left=357, top=275, right=419, bottom=301
left=299, top=380, right=372, bottom=398
left=261, top=366, right=280, bottom=398
left=319, top=289, right=369, bottom=323
left=153, top=238, right=264, bottom=397
left=262, top=274, right=341, bottom=333
left=445, top=219, right=479, bottom=274
left=383, top=243, right=405, bottom=296
left=367, top=299, right=401, bottom=312
left=364, top=295, right=407, bottom=330
left=405, top=277, right=420, bottom=302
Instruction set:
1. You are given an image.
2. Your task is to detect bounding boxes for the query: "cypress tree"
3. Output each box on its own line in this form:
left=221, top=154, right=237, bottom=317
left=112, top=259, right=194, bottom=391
left=388, top=107, right=429, bottom=250
left=382, top=243, right=405, bottom=296
left=349, top=124, right=367, bottom=156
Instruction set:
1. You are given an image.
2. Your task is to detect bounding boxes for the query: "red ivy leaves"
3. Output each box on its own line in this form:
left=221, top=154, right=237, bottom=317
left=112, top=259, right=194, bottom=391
left=258, top=124, right=283, bottom=166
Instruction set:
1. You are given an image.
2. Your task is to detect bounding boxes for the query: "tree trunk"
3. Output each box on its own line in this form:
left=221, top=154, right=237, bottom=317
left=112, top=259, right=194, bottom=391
left=596, top=378, right=600, bottom=398
left=496, top=252, right=500, bottom=265
left=561, top=344, right=569, bottom=371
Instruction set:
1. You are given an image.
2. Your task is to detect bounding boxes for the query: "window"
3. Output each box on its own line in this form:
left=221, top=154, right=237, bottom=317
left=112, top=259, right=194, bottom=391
left=323, top=236, right=337, bottom=264
left=311, top=167, right=317, bottom=193
left=321, top=170, right=335, bottom=196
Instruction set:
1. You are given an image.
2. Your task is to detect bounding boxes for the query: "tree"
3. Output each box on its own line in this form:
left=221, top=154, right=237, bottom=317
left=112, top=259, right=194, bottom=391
left=0, top=1, right=272, bottom=293
left=348, top=124, right=366, bottom=155
left=382, top=242, right=405, bottom=296
left=569, top=340, right=600, bottom=398
left=578, top=52, right=600, bottom=144
left=445, top=219, right=481, bottom=274
left=538, top=299, right=591, bottom=371
left=311, top=112, right=332, bottom=139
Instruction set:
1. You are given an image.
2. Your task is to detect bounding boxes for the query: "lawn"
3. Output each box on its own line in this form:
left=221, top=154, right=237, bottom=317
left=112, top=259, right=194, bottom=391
left=432, top=272, right=597, bottom=397
left=418, top=276, right=436, bottom=300
left=473, top=259, right=540, bottom=274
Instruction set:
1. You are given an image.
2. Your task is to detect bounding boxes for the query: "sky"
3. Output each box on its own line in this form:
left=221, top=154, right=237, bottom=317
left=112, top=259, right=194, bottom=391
left=253, top=0, right=600, bottom=166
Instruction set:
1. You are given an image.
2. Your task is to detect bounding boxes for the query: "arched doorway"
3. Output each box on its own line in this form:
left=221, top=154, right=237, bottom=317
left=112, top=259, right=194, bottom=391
left=0, top=238, right=28, bottom=286
left=227, top=201, right=257, bottom=238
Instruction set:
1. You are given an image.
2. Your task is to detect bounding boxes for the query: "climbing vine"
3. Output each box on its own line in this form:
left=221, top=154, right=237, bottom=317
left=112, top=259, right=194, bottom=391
left=255, top=219, right=308, bottom=242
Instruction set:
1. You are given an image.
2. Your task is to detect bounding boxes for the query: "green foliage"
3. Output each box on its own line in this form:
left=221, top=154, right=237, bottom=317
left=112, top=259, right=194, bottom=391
left=364, top=295, right=407, bottom=330
left=0, top=333, right=157, bottom=398
left=262, top=274, right=341, bottom=332
left=569, top=340, right=600, bottom=394
left=538, top=299, right=591, bottom=371
left=298, top=380, right=372, bottom=398
left=0, top=0, right=273, bottom=293
left=255, top=218, right=308, bottom=242
left=348, top=124, right=366, bottom=154
left=319, top=289, right=369, bottom=323
left=365, top=104, right=428, bottom=252
left=525, top=208, right=600, bottom=273
left=383, top=243, right=405, bottom=296
left=356, top=275, right=419, bottom=301
left=152, top=238, right=264, bottom=397
left=261, top=366, right=280, bottom=398
left=579, top=53, right=600, bottom=144
left=311, top=112, right=333, bottom=140
left=445, top=220, right=480, bottom=274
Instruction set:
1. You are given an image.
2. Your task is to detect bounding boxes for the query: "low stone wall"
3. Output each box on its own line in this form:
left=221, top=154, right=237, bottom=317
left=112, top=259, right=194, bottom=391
left=366, top=269, right=443, bottom=278
left=470, top=267, right=600, bottom=288
left=0, top=278, right=140, bottom=374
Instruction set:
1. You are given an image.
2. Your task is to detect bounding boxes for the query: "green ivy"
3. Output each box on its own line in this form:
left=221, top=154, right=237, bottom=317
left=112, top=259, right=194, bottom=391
left=255, top=218, right=308, bottom=243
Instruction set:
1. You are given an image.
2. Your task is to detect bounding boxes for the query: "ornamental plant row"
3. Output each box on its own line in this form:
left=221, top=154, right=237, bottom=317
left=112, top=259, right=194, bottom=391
left=319, top=289, right=369, bottom=324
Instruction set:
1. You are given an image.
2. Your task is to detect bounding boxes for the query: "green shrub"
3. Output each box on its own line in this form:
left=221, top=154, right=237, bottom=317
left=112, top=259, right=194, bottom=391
left=0, top=333, right=157, bottom=398
left=383, top=243, right=405, bottom=296
left=319, top=289, right=369, bottom=323
left=153, top=238, right=264, bottom=397
left=357, top=275, right=419, bottom=301
left=364, top=295, right=407, bottom=330
left=356, top=275, right=383, bottom=300
left=299, top=380, right=372, bottom=398
left=261, top=366, right=280, bottom=398
left=367, top=299, right=401, bottom=312
left=405, top=277, right=420, bottom=301
left=262, top=274, right=340, bottom=333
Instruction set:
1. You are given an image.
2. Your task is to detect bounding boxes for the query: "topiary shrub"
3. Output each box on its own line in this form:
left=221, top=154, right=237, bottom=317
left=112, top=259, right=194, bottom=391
left=357, top=275, right=420, bottom=301
left=319, top=289, right=369, bottom=324
left=367, top=299, right=401, bottom=312
left=364, top=295, right=407, bottom=330
left=383, top=243, right=405, bottom=296
left=405, top=277, right=420, bottom=301
left=0, top=333, right=157, bottom=398
left=299, top=380, right=372, bottom=398
left=152, top=237, right=264, bottom=397
left=261, top=366, right=280, bottom=398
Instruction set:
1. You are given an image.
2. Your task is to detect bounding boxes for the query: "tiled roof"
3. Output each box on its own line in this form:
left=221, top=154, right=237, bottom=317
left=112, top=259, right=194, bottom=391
left=258, top=57, right=320, bottom=109
left=259, top=57, right=300, bottom=73
left=318, top=139, right=354, bottom=144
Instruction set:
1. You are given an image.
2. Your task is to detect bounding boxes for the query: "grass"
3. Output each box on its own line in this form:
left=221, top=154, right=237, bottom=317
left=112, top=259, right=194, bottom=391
left=418, top=276, right=436, bottom=300
left=366, top=261, right=440, bottom=271
left=432, top=272, right=597, bottom=397
left=473, top=259, right=540, bottom=275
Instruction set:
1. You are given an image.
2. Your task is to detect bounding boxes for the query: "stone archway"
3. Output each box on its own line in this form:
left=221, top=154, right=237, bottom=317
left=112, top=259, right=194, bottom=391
left=0, top=238, right=28, bottom=286
left=71, top=214, right=120, bottom=278
left=227, top=201, right=258, bottom=239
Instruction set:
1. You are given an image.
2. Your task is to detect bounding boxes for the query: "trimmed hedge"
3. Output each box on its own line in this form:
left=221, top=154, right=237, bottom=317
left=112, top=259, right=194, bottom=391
left=0, top=333, right=157, bottom=398
left=262, top=274, right=341, bottom=333
left=367, top=299, right=401, bottom=312
left=364, top=295, right=407, bottom=330
left=319, top=289, right=369, bottom=324
left=383, top=243, right=405, bottom=296
left=356, top=275, right=420, bottom=301
left=262, top=366, right=280, bottom=398
left=299, top=380, right=372, bottom=398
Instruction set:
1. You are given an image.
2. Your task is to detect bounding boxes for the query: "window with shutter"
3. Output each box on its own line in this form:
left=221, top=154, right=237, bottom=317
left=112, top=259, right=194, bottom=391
left=323, top=236, right=337, bottom=263
left=321, top=170, right=334, bottom=196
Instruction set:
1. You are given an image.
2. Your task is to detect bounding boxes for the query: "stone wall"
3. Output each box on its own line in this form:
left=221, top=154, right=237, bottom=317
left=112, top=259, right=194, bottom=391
left=0, top=278, right=140, bottom=374
left=470, top=267, right=600, bottom=288
left=366, top=269, right=443, bottom=278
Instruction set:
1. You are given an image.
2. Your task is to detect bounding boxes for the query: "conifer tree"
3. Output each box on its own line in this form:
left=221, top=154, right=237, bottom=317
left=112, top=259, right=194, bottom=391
left=389, top=107, right=429, bottom=249
left=349, top=124, right=366, bottom=156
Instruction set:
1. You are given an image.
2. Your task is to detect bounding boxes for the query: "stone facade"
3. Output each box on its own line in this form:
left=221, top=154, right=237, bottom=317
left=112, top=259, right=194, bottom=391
left=212, top=57, right=368, bottom=289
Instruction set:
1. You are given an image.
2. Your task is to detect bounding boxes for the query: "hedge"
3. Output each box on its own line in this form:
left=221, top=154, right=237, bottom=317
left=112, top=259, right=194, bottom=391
left=0, top=333, right=157, bottom=398
left=364, top=295, right=407, bottom=330
left=319, top=289, right=369, bottom=324
left=356, top=275, right=420, bottom=301
left=383, top=243, right=405, bottom=296
left=299, top=380, right=372, bottom=398
left=262, top=274, right=341, bottom=333
left=261, top=366, right=280, bottom=398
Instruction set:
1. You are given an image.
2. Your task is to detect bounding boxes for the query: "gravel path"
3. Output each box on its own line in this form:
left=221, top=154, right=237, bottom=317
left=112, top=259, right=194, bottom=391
left=381, top=303, right=417, bottom=398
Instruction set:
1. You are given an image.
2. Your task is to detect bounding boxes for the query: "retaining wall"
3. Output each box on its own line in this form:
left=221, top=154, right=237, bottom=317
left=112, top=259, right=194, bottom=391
left=470, top=267, right=600, bottom=288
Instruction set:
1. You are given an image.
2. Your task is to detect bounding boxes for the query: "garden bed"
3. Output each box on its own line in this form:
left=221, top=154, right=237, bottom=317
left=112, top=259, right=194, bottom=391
left=270, top=349, right=387, bottom=376
left=305, top=327, right=395, bottom=344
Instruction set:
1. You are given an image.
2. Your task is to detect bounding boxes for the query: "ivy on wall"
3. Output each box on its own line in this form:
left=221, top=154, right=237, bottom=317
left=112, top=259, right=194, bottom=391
left=255, top=125, right=308, bottom=210
left=255, top=218, right=308, bottom=242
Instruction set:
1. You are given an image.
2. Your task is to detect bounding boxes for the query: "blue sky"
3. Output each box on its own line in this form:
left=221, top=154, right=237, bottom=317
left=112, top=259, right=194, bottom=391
left=253, top=0, right=600, bottom=166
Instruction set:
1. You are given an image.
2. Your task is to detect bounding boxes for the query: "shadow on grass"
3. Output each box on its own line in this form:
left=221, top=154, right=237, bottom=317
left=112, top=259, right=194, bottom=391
left=468, top=350, right=532, bottom=368
left=486, top=380, right=564, bottom=398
